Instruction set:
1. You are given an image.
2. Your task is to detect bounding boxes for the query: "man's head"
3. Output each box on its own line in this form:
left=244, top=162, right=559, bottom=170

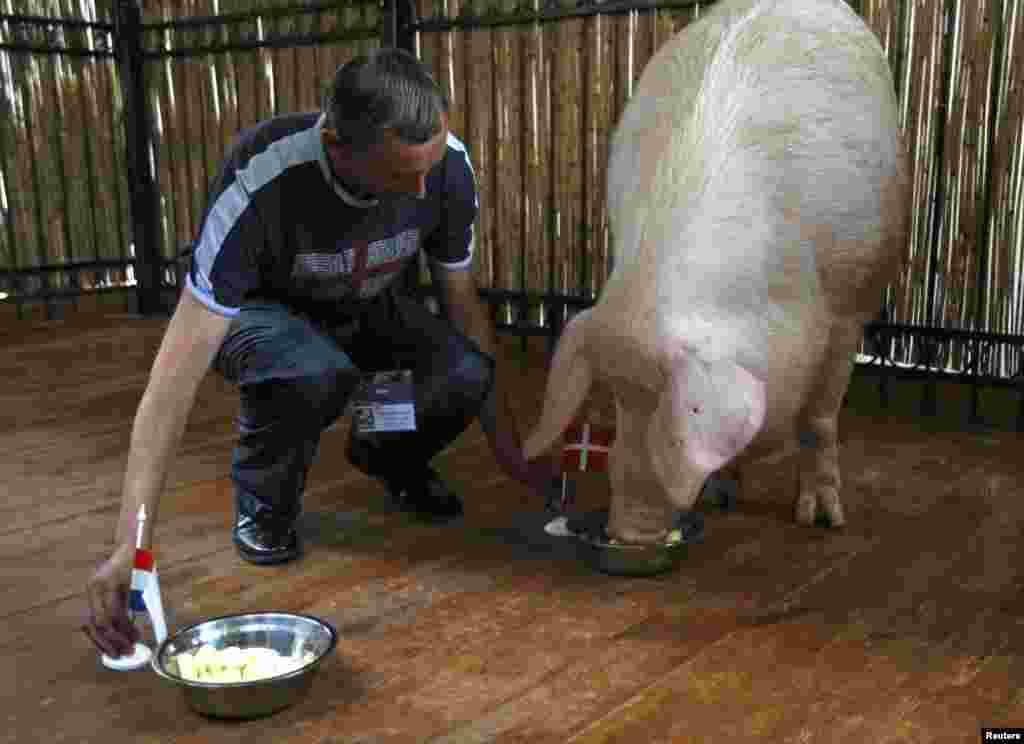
left=321, top=48, right=449, bottom=199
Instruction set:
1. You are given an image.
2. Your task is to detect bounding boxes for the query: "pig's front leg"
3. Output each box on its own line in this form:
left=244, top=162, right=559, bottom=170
left=795, top=323, right=860, bottom=527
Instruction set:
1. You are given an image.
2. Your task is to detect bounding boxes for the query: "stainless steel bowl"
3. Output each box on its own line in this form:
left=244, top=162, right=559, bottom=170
left=577, top=533, right=690, bottom=576
left=571, top=509, right=704, bottom=577
left=151, top=612, right=337, bottom=719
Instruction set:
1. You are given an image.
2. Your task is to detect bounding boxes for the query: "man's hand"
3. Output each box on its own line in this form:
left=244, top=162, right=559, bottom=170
left=479, top=377, right=560, bottom=496
left=83, top=543, right=140, bottom=657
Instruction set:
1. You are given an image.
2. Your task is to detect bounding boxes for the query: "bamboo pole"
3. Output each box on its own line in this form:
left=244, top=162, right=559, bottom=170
left=104, top=21, right=127, bottom=267
left=492, top=0, right=523, bottom=317
left=154, top=19, right=182, bottom=267
left=579, top=11, right=597, bottom=299
left=972, top=0, right=1005, bottom=376
left=987, top=0, right=1019, bottom=354
left=73, top=50, right=102, bottom=265
left=21, top=56, right=54, bottom=310
left=588, top=12, right=610, bottom=295
left=899, top=0, right=925, bottom=339
left=553, top=2, right=581, bottom=298
left=952, top=0, right=983, bottom=338
left=178, top=21, right=201, bottom=255
left=212, top=0, right=229, bottom=174
left=1003, top=0, right=1024, bottom=357
left=0, top=104, right=18, bottom=273
left=633, top=9, right=655, bottom=89
left=443, top=0, right=464, bottom=147
left=919, top=0, right=939, bottom=358
left=914, top=0, right=943, bottom=339
left=193, top=8, right=212, bottom=223
left=464, top=0, right=493, bottom=290
left=521, top=5, right=546, bottom=322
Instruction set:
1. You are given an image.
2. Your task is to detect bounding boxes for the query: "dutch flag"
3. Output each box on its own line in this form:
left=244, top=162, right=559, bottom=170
left=129, top=546, right=168, bottom=644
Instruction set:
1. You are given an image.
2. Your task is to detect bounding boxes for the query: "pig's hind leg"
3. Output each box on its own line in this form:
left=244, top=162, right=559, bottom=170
left=794, top=322, right=861, bottom=527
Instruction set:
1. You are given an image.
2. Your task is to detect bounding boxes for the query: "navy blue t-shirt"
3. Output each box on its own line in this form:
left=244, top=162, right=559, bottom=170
left=186, top=112, right=478, bottom=317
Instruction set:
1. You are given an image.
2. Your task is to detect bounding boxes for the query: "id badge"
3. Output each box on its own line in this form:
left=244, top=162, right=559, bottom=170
left=350, top=370, right=417, bottom=434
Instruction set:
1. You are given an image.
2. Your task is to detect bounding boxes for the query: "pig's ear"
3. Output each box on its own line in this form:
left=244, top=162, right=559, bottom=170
left=648, top=354, right=767, bottom=497
left=524, top=311, right=594, bottom=461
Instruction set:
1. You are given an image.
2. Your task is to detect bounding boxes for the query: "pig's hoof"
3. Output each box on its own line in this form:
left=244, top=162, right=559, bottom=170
left=796, top=488, right=845, bottom=528
left=700, top=475, right=737, bottom=511
left=820, top=487, right=845, bottom=527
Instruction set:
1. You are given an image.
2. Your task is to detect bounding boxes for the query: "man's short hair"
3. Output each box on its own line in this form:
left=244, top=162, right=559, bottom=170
left=323, top=47, right=449, bottom=151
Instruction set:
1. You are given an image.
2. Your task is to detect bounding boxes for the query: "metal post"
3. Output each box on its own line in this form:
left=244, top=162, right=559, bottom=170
left=115, top=0, right=165, bottom=316
left=383, top=0, right=417, bottom=53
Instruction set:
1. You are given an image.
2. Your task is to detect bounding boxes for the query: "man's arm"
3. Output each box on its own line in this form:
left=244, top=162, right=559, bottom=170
left=115, top=289, right=234, bottom=546
left=432, top=266, right=502, bottom=434
left=432, top=266, right=499, bottom=364
left=432, top=265, right=556, bottom=492
left=85, top=289, right=233, bottom=656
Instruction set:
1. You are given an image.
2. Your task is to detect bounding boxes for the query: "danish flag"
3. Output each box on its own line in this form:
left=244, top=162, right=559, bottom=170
left=561, top=419, right=614, bottom=472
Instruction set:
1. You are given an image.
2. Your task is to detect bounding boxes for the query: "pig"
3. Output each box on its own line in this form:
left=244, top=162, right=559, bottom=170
left=525, top=0, right=911, bottom=544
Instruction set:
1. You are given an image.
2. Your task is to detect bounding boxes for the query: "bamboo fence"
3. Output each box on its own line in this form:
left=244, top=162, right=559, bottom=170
left=1, top=0, right=1022, bottom=380
left=0, top=0, right=128, bottom=298
left=415, top=0, right=1024, bottom=377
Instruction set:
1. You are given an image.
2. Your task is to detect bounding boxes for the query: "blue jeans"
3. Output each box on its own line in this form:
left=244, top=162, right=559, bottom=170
left=212, top=289, right=494, bottom=526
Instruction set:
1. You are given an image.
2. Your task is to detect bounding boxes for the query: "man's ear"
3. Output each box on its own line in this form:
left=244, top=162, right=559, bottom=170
left=321, top=127, right=355, bottom=162
left=321, top=126, right=339, bottom=147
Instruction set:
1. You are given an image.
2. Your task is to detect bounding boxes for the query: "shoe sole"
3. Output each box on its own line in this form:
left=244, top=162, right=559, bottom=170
left=233, top=537, right=303, bottom=566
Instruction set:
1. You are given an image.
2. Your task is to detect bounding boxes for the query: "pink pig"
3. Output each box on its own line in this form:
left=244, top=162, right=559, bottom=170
left=525, top=0, right=911, bottom=544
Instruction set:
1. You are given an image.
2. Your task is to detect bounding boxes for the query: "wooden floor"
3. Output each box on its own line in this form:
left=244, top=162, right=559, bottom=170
left=4, top=311, right=1024, bottom=744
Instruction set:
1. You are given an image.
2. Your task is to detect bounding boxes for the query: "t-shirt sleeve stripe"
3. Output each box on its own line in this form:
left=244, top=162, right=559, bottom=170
left=184, top=273, right=240, bottom=317
left=431, top=223, right=475, bottom=271
left=190, top=179, right=255, bottom=311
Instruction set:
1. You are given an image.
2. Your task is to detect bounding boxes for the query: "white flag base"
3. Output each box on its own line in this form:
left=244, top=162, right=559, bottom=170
left=544, top=516, right=575, bottom=538
left=101, top=642, right=152, bottom=671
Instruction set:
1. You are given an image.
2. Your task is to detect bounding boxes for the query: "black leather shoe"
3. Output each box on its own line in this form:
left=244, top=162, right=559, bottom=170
left=233, top=514, right=302, bottom=565
left=387, top=467, right=463, bottom=523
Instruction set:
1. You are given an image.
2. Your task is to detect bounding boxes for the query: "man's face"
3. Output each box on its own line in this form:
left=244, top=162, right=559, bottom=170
left=323, top=113, right=449, bottom=199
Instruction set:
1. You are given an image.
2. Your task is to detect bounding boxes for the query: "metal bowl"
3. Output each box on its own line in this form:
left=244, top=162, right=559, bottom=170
left=577, top=533, right=691, bottom=576
left=570, top=510, right=704, bottom=577
left=151, top=612, right=337, bottom=719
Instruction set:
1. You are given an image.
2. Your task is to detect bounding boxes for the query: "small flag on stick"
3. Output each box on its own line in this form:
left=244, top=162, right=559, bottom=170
left=561, top=420, right=613, bottom=473
left=127, top=506, right=168, bottom=644
left=552, top=420, right=615, bottom=513
left=100, top=505, right=168, bottom=670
